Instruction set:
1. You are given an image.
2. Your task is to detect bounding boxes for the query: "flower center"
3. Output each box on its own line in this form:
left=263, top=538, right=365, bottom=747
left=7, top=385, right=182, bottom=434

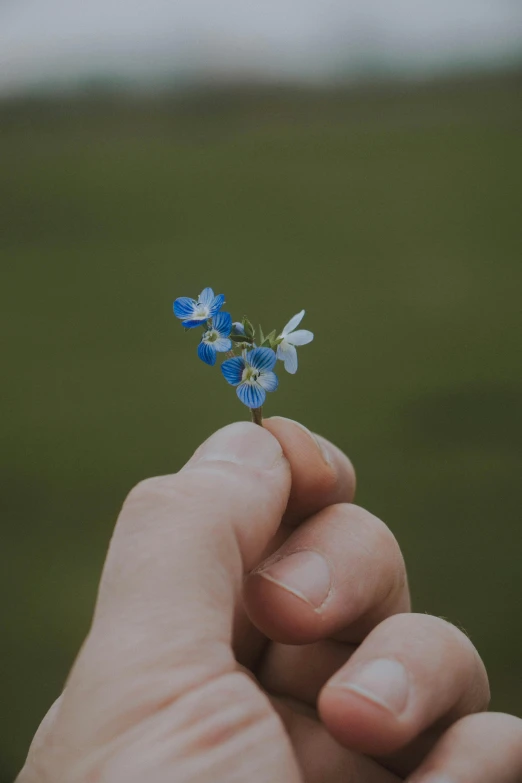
left=194, top=304, right=209, bottom=319
left=203, top=329, right=218, bottom=343
left=242, top=366, right=260, bottom=383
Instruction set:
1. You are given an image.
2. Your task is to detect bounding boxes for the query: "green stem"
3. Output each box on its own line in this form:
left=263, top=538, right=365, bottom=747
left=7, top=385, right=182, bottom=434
left=250, top=407, right=263, bottom=426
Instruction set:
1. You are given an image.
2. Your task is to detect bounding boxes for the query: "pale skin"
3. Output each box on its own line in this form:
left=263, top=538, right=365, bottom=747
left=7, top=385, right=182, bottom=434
left=18, top=418, right=522, bottom=782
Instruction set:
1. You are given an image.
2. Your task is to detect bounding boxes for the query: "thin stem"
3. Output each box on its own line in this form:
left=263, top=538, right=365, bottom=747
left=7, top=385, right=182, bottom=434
left=250, top=407, right=263, bottom=426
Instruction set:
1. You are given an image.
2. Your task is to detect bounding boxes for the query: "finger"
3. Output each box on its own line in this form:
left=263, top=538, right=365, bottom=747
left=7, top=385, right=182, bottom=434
left=54, top=423, right=293, bottom=749
left=258, top=640, right=356, bottom=707
left=234, top=417, right=356, bottom=666
left=245, top=503, right=410, bottom=646
left=263, top=417, right=356, bottom=525
left=407, top=712, right=522, bottom=783
left=273, top=699, right=402, bottom=783
left=318, top=614, right=490, bottom=765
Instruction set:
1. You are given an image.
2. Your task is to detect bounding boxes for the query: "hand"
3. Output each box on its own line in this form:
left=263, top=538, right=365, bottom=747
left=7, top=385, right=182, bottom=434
left=18, top=419, right=522, bottom=782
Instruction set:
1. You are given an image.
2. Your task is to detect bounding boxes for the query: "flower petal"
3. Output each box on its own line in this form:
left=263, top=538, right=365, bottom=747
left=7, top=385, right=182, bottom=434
left=232, top=321, right=246, bottom=336
left=173, top=297, right=196, bottom=319
left=209, top=293, right=226, bottom=317
left=257, top=370, right=278, bottom=392
left=221, top=356, right=245, bottom=386
left=281, top=309, right=305, bottom=337
left=213, top=337, right=232, bottom=353
left=247, top=346, right=277, bottom=372
left=276, top=341, right=298, bottom=374
left=212, top=311, right=232, bottom=336
left=285, top=329, right=314, bottom=347
left=198, top=287, right=215, bottom=306
left=237, top=382, right=266, bottom=408
left=197, top=341, right=216, bottom=366
left=182, top=317, right=207, bottom=328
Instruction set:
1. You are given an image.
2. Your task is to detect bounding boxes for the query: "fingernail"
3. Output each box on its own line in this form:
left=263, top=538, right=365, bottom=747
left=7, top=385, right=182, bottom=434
left=256, top=550, right=332, bottom=609
left=330, top=659, right=410, bottom=715
left=192, top=422, right=283, bottom=470
left=270, top=416, right=332, bottom=465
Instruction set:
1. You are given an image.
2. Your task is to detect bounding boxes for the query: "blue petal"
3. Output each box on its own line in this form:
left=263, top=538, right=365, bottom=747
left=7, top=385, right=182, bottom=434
left=247, top=347, right=277, bottom=372
left=198, top=287, right=214, bottom=306
left=173, top=297, right=196, bottom=319
left=258, top=370, right=278, bottom=392
left=182, top=317, right=207, bottom=328
left=231, top=322, right=246, bottom=336
left=237, top=382, right=266, bottom=408
left=198, top=341, right=216, bottom=366
left=221, top=356, right=245, bottom=386
left=209, top=293, right=225, bottom=317
left=212, top=311, right=232, bottom=337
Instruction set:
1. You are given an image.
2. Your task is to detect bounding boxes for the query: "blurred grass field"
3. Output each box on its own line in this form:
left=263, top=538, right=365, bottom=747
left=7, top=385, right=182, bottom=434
left=1, top=73, right=522, bottom=778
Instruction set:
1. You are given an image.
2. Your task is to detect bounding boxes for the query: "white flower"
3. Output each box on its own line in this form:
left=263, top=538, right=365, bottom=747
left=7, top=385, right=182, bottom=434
left=276, top=310, right=314, bottom=374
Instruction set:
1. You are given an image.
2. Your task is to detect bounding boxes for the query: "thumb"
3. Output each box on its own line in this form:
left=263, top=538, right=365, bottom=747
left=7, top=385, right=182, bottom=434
left=51, top=423, right=294, bottom=763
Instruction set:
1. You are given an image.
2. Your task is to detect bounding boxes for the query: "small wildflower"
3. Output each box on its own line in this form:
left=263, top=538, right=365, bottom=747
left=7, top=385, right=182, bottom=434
left=276, top=310, right=314, bottom=374
left=172, top=287, right=313, bottom=424
left=173, top=286, right=225, bottom=328
left=221, top=347, right=278, bottom=409
left=197, top=312, right=232, bottom=366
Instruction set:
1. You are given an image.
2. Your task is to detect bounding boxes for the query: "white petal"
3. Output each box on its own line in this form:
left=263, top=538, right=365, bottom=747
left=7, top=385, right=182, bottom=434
left=213, top=337, right=232, bottom=352
left=257, top=370, right=278, bottom=392
left=285, top=329, right=314, bottom=347
left=276, top=341, right=298, bottom=374
left=281, top=309, right=305, bottom=337
left=276, top=340, right=288, bottom=360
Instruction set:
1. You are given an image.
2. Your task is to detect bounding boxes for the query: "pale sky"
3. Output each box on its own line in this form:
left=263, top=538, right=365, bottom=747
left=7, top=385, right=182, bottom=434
left=0, top=0, right=521, bottom=94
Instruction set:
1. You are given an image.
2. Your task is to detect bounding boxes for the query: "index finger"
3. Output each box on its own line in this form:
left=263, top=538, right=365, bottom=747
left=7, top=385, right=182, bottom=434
left=263, top=417, right=356, bottom=525
left=232, top=417, right=356, bottom=666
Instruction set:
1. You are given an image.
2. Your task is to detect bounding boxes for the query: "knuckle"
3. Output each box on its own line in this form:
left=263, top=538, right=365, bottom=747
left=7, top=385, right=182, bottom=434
left=123, top=463, right=260, bottom=517
left=429, top=618, right=486, bottom=673
left=341, top=503, right=405, bottom=577
left=384, top=612, right=480, bottom=657
left=485, top=712, right=522, bottom=739
left=123, top=474, right=177, bottom=508
left=439, top=618, right=480, bottom=660
left=434, top=619, right=491, bottom=708
left=323, top=504, right=409, bottom=619
left=120, top=470, right=225, bottom=533
left=430, top=615, right=476, bottom=647
left=346, top=504, right=401, bottom=555
left=450, top=711, right=522, bottom=744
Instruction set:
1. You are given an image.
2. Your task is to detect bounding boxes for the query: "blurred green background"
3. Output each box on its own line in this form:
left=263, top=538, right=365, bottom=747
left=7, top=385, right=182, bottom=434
left=2, top=73, right=522, bottom=779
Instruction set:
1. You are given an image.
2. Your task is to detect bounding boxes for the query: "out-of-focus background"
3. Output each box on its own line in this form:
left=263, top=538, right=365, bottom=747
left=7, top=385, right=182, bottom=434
left=1, top=1, right=521, bottom=778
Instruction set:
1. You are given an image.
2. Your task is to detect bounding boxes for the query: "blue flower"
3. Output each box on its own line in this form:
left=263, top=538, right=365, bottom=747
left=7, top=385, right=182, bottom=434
left=221, top=347, right=278, bottom=408
left=173, top=287, right=225, bottom=328
left=197, top=312, right=233, bottom=366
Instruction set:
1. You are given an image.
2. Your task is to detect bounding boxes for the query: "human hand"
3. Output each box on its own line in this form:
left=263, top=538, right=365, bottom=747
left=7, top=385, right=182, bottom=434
left=18, top=420, right=522, bottom=782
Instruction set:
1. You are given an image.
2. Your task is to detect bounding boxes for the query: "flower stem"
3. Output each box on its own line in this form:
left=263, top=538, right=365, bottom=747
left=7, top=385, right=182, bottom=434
left=250, top=407, right=263, bottom=426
